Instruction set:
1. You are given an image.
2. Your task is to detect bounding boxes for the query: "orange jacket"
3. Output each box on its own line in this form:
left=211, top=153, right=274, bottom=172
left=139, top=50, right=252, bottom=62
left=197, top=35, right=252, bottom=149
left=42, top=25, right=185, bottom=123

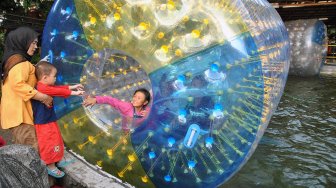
left=1, top=61, right=37, bottom=129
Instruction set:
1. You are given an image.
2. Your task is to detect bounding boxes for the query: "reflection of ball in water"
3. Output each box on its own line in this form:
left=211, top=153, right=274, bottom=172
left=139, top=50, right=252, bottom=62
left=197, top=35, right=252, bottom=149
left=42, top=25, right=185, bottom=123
left=42, top=0, right=290, bottom=187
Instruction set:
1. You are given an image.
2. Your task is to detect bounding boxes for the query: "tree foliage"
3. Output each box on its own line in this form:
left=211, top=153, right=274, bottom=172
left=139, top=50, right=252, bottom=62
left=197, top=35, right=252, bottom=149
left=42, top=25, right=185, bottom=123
left=0, top=0, right=54, bottom=63
left=1, top=0, right=54, bottom=32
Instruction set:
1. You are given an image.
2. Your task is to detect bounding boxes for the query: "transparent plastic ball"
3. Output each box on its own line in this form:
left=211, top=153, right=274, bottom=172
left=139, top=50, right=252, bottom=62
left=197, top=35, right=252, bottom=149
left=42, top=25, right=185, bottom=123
left=42, top=0, right=290, bottom=187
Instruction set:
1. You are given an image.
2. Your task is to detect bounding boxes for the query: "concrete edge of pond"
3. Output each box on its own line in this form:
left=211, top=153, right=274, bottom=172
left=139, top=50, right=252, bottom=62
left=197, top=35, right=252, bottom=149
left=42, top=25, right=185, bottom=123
left=320, top=65, right=336, bottom=77
left=61, top=149, right=134, bottom=188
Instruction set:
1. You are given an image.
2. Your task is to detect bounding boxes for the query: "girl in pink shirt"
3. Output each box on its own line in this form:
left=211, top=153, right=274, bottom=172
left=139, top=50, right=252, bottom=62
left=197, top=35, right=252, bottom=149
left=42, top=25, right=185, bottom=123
left=83, top=88, right=151, bottom=131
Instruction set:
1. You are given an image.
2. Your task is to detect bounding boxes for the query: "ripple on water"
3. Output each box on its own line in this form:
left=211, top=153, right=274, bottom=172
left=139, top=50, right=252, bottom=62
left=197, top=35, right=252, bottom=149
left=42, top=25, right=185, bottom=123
left=326, top=117, right=336, bottom=123
left=287, top=119, right=302, bottom=127
left=290, top=133, right=313, bottom=143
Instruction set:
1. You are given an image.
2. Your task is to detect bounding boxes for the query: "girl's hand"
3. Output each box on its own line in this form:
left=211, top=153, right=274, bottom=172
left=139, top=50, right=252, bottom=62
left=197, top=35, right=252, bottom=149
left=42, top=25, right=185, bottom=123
left=140, top=109, right=148, bottom=117
left=82, top=96, right=97, bottom=107
left=70, top=84, right=84, bottom=91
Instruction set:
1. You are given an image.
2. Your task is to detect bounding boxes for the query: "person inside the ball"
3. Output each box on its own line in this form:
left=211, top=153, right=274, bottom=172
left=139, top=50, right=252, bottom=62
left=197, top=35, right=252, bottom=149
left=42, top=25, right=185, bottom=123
left=82, top=88, right=151, bottom=132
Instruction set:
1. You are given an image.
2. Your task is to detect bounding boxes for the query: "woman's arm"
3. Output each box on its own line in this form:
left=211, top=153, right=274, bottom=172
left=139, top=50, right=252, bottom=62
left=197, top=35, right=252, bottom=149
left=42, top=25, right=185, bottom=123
left=32, top=92, right=53, bottom=107
left=8, top=62, right=52, bottom=107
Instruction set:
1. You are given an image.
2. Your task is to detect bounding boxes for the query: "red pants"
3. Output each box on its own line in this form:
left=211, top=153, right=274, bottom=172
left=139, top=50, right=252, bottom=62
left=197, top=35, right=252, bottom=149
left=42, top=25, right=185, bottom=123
left=0, top=136, right=5, bottom=147
left=35, top=122, right=64, bottom=164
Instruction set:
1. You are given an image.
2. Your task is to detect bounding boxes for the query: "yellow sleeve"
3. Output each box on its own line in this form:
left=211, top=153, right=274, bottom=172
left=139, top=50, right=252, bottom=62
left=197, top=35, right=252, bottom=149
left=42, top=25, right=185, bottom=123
left=8, top=62, right=38, bottom=101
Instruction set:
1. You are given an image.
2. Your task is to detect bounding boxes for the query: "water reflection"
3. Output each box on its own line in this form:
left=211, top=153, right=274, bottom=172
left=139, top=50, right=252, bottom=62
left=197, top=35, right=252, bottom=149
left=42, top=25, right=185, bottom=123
left=222, top=76, right=336, bottom=187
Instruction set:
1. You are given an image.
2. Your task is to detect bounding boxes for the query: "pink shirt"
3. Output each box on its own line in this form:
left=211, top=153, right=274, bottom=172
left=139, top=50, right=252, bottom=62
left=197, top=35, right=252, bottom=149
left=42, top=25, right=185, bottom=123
left=95, top=96, right=148, bottom=131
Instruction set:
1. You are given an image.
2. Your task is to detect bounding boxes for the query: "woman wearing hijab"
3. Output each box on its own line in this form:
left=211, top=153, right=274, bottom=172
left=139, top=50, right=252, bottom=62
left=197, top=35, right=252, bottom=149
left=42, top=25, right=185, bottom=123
left=0, top=27, right=53, bottom=151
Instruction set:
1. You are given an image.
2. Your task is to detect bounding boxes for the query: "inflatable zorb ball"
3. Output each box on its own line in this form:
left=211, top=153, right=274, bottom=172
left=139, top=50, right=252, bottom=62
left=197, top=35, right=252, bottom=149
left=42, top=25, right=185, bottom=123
left=285, top=19, right=327, bottom=76
left=41, top=0, right=290, bottom=187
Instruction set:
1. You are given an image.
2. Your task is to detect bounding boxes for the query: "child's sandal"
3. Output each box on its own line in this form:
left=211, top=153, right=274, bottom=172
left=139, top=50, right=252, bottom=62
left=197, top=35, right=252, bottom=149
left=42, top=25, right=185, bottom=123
left=57, top=158, right=75, bottom=168
left=47, top=167, right=65, bottom=178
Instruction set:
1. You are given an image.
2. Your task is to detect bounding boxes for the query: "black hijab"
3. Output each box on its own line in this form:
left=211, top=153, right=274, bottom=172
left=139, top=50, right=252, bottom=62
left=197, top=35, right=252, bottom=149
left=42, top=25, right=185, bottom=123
left=1, top=27, right=39, bottom=80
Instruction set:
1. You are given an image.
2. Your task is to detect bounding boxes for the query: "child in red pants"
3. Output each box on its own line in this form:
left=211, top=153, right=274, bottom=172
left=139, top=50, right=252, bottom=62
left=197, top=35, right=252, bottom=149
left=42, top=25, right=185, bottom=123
left=32, top=61, right=84, bottom=178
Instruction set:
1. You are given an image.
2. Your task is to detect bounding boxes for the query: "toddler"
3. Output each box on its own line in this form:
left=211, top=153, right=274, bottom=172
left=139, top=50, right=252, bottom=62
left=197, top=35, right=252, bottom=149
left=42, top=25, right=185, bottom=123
left=32, top=61, right=84, bottom=178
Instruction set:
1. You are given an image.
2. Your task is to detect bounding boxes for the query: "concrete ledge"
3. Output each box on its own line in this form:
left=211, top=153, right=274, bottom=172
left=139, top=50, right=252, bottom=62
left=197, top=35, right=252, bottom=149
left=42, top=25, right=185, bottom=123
left=320, top=65, right=336, bottom=77
left=60, top=150, right=133, bottom=188
left=0, top=130, right=132, bottom=187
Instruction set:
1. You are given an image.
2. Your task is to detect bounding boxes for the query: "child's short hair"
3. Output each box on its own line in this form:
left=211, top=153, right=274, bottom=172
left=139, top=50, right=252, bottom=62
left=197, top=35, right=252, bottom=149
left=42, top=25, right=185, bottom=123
left=35, top=61, right=56, bottom=80
left=134, top=88, right=151, bottom=105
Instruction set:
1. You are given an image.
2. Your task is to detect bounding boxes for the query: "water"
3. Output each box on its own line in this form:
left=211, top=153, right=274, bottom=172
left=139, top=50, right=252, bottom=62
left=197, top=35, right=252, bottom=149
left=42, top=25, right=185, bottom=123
left=221, top=76, right=336, bottom=188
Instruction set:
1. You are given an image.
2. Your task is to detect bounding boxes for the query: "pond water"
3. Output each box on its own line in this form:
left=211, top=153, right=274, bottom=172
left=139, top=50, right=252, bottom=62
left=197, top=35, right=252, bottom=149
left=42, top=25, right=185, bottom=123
left=222, top=76, right=336, bottom=187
